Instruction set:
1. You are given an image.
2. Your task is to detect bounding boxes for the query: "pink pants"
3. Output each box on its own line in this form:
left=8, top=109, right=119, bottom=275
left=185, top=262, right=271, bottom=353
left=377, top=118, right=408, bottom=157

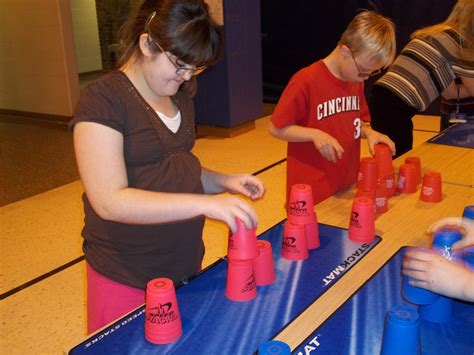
left=86, top=263, right=145, bottom=334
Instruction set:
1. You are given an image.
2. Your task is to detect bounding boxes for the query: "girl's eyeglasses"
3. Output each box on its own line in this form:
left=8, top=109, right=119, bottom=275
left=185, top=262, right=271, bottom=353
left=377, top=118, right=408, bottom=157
left=145, top=11, right=206, bottom=79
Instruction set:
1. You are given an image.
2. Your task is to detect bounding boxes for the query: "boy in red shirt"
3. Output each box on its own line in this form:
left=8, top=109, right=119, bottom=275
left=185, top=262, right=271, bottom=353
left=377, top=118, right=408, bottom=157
left=269, top=11, right=396, bottom=205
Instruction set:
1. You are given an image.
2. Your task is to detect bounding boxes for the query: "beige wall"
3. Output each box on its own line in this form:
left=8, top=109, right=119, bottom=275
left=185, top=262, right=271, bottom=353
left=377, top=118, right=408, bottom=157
left=206, top=0, right=223, bottom=25
left=70, top=0, right=101, bottom=74
left=0, top=0, right=80, bottom=117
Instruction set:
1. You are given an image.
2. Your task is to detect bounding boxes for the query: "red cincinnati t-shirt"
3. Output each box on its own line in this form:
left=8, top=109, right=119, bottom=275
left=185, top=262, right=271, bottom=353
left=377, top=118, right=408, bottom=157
left=271, top=60, right=370, bottom=205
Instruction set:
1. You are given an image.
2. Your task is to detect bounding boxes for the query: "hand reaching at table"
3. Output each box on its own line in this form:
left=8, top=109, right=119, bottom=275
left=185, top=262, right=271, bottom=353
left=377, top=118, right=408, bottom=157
left=402, top=249, right=474, bottom=302
left=402, top=217, right=474, bottom=302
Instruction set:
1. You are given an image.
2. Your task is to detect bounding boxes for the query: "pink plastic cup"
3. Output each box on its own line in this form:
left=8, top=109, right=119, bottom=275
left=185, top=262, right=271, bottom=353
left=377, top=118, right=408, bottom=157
left=226, top=258, right=257, bottom=302
left=374, top=144, right=394, bottom=174
left=253, top=240, right=276, bottom=286
left=282, top=222, right=309, bottom=261
left=228, top=218, right=258, bottom=260
left=145, top=278, right=182, bottom=344
left=305, top=220, right=320, bottom=249
left=405, top=157, right=421, bottom=185
left=420, top=171, right=442, bottom=203
left=375, top=179, right=389, bottom=214
left=374, top=143, right=395, bottom=197
left=357, top=157, right=379, bottom=192
left=287, top=184, right=316, bottom=224
left=349, top=197, right=375, bottom=243
left=396, top=163, right=418, bottom=194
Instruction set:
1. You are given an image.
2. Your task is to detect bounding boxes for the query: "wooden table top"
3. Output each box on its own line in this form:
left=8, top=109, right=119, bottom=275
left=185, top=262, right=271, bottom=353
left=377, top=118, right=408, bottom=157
left=395, top=142, right=474, bottom=187
left=275, top=152, right=474, bottom=349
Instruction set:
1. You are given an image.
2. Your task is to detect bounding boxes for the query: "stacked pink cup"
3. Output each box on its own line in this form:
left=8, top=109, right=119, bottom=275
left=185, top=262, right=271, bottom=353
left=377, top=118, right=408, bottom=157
left=285, top=184, right=320, bottom=256
left=226, top=218, right=276, bottom=302
left=374, top=143, right=396, bottom=197
left=356, top=155, right=389, bottom=217
left=348, top=197, right=376, bottom=243
left=405, top=157, right=422, bottom=185
left=282, top=222, right=309, bottom=260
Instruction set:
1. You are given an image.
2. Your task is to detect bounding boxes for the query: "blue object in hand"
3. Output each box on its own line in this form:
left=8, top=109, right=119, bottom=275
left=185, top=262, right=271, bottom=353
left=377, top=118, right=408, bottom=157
left=432, top=227, right=462, bottom=261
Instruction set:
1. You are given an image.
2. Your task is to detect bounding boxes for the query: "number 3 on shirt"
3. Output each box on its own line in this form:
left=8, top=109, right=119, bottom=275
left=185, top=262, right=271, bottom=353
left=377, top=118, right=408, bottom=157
left=353, top=118, right=361, bottom=139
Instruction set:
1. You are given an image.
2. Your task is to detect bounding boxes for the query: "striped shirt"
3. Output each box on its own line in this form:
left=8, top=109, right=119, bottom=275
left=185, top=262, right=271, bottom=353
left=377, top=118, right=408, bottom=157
left=376, top=29, right=474, bottom=111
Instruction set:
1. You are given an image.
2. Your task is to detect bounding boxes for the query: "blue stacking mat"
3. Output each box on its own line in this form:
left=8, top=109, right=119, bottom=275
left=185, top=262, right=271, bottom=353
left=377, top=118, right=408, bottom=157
left=69, top=221, right=381, bottom=354
left=428, top=123, right=474, bottom=149
left=293, top=247, right=474, bottom=355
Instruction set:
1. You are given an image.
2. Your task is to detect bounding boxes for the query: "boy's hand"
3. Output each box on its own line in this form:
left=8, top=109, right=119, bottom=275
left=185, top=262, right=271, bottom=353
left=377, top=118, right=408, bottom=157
left=312, top=130, right=344, bottom=162
left=363, top=127, right=396, bottom=156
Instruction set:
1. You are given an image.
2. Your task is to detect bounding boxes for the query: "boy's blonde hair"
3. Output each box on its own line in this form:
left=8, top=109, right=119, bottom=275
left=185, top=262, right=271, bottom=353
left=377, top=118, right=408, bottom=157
left=411, top=0, right=473, bottom=60
left=339, top=11, right=396, bottom=68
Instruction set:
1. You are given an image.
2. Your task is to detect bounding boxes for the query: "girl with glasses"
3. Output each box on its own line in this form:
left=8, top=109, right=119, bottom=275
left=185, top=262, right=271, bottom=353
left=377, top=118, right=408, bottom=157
left=69, top=0, right=265, bottom=334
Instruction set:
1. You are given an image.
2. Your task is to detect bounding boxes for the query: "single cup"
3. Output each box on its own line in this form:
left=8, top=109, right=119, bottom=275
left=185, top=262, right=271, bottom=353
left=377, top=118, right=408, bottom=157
left=305, top=220, right=320, bottom=249
left=357, top=157, right=379, bottom=192
left=282, top=222, right=309, bottom=261
left=418, top=295, right=452, bottom=323
left=374, top=143, right=395, bottom=197
left=432, top=226, right=463, bottom=261
left=380, top=305, right=421, bottom=355
left=396, top=163, right=418, bottom=194
left=258, top=340, right=291, bottom=355
left=253, top=240, right=276, bottom=286
left=405, top=157, right=421, bottom=185
left=375, top=178, right=389, bottom=214
left=348, top=197, right=375, bottom=243
left=225, top=258, right=257, bottom=302
left=228, top=218, right=258, bottom=260
left=462, top=205, right=474, bottom=220
left=420, top=171, right=442, bottom=203
left=287, top=184, right=316, bottom=224
left=145, top=278, right=182, bottom=344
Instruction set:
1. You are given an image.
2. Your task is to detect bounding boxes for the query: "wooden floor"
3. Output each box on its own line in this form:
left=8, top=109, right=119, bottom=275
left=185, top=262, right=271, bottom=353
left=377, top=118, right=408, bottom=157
left=0, top=114, right=442, bottom=354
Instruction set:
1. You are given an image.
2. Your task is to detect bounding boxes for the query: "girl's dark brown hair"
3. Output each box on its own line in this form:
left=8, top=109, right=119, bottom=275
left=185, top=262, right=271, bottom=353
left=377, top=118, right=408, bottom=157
left=116, top=0, right=223, bottom=70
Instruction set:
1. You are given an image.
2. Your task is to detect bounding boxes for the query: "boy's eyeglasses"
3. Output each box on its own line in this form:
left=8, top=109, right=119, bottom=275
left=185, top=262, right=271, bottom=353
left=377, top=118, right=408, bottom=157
left=350, top=51, right=382, bottom=78
left=145, top=11, right=206, bottom=79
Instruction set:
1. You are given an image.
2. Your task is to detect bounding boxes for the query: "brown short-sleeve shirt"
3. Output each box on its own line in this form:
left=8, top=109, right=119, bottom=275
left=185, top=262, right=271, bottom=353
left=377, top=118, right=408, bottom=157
left=69, top=71, right=205, bottom=289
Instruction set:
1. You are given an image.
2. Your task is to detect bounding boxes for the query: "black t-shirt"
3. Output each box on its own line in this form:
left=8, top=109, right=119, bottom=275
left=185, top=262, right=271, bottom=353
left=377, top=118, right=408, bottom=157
left=69, top=71, right=205, bottom=289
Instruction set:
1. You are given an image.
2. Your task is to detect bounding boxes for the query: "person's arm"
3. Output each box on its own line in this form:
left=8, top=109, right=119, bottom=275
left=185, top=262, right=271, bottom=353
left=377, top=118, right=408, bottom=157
left=74, top=121, right=259, bottom=232
left=268, top=121, right=344, bottom=163
left=403, top=249, right=474, bottom=302
left=200, top=168, right=265, bottom=200
left=361, top=124, right=396, bottom=156
left=441, top=77, right=473, bottom=100
left=459, top=76, right=474, bottom=97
